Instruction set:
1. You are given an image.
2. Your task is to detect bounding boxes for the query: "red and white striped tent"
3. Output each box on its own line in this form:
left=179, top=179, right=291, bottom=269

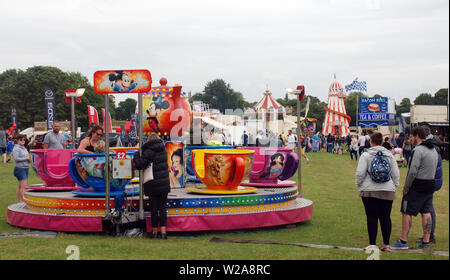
left=322, top=80, right=351, bottom=137
left=254, top=88, right=283, bottom=111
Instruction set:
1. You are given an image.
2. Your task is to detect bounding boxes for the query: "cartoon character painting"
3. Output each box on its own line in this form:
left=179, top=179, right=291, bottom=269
left=169, top=148, right=184, bottom=188
left=146, top=95, right=170, bottom=135
left=260, top=153, right=284, bottom=179
left=207, top=155, right=227, bottom=186
left=94, top=69, right=151, bottom=94
left=140, top=78, right=191, bottom=138
left=109, top=71, right=137, bottom=93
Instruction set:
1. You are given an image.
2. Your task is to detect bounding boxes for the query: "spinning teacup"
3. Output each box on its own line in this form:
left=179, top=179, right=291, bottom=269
left=31, top=149, right=77, bottom=187
left=191, top=149, right=254, bottom=191
left=69, top=150, right=136, bottom=193
left=239, top=147, right=298, bottom=184
left=185, top=145, right=233, bottom=182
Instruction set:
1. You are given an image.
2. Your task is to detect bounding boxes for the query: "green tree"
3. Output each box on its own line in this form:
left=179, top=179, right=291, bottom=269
left=414, top=93, right=434, bottom=105
left=433, top=88, right=448, bottom=105
left=304, top=96, right=327, bottom=132
left=115, top=98, right=137, bottom=120
left=190, top=79, right=249, bottom=112
left=395, top=97, right=412, bottom=116
left=0, top=66, right=114, bottom=130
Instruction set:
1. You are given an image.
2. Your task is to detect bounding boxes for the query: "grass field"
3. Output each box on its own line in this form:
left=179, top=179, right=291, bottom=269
left=0, top=150, right=448, bottom=260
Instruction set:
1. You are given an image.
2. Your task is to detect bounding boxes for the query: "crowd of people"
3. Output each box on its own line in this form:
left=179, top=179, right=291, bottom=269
left=1, top=121, right=447, bottom=244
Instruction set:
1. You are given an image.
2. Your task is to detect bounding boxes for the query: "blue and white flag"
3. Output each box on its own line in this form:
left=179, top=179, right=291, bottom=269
left=345, top=78, right=367, bottom=92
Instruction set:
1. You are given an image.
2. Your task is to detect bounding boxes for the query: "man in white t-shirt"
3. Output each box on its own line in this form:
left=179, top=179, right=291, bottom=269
left=358, top=133, right=367, bottom=156
left=287, top=130, right=296, bottom=149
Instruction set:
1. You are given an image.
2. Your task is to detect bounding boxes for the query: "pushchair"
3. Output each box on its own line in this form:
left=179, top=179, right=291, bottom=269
left=392, top=147, right=407, bottom=167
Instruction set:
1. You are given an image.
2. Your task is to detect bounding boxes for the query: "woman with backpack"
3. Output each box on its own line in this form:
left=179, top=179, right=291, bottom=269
left=355, top=132, right=400, bottom=252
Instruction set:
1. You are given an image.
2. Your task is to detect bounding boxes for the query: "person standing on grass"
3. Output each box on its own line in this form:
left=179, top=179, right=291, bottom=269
left=350, top=134, right=359, bottom=161
left=326, top=133, right=334, bottom=153
left=133, top=133, right=170, bottom=239
left=391, top=126, right=438, bottom=250
left=415, top=126, right=443, bottom=244
left=402, top=136, right=413, bottom=165
left=12, top=135, right=31, bottom=203
left=0, top=126, right=8, bottom=163
left=287, top=130, right=296, bottom=149
left=355, top=132, right=400, bottom=252
left=358, top=132, right=367, bottom=156
left=6, top=136, right=14, bottom=162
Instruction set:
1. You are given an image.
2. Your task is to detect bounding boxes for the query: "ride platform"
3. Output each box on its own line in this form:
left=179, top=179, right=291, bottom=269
left=6, top=183, right=313, bottom=233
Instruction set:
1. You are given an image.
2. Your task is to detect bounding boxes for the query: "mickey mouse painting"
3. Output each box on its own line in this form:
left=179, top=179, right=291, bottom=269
left=108, top=71, right=137, bottom=93
left=146, top=94, right=170, bottom=134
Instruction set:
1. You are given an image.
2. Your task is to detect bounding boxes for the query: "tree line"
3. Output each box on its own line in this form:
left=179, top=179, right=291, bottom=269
left=1, top=66, right=447, bottom=131
left=0, top=66, right=140, bottom=130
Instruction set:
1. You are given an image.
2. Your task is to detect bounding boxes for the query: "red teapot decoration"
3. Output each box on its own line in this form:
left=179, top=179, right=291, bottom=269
left=142, top=78, right=191, bottom=138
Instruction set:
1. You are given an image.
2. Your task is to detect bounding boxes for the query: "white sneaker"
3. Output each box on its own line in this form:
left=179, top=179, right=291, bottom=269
left=306, top=157, right=310, bottom=164
left=364, top=245, right=379, bottom=252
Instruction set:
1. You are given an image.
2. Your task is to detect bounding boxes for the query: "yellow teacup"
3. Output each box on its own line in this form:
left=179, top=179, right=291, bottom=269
left=192, top=149, right=254, bottom=191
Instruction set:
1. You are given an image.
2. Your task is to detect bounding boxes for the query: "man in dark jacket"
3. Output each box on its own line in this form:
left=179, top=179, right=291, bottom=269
left=133, top=133, right=170, bottom=239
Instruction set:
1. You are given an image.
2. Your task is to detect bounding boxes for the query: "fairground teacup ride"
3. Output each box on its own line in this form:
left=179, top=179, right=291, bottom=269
left=185, top=145, right=233, bottom=182
left=68, top=147, right=140, bottom=197
left=238, top=147, right=299, bottom=187
left=29, top=149, right=82, bottom=191
left=187, top=149, right=257, bottom=194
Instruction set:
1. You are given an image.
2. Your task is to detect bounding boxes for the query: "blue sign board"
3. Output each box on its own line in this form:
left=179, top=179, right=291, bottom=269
left=358, top=97, right=391, bottom=127
left=359, top=97, right=388, bottom=114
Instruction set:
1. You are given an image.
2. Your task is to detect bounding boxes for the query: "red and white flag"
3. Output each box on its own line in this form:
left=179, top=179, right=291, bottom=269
left=87, top=105, right=99, bottom=125
left=101, top=108, right=113, bottom=132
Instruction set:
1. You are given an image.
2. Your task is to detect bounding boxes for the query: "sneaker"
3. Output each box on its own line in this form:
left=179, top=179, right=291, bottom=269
left=416, top=237, right=436, bottom=244
left=391, top=240, right=409, bottom=250
left=418, top=242, right=430, bottom=249
left=306, top=157, right=310, bottom=164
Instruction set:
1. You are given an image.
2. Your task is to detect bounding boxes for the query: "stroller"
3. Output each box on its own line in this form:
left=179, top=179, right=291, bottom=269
left=392, top=147, right=407, bottom=167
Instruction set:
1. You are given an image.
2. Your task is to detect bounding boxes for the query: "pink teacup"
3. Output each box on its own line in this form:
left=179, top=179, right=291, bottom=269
left=31, top=149, right=77, bottom=187
left=239, top=147, right=298, bottom=184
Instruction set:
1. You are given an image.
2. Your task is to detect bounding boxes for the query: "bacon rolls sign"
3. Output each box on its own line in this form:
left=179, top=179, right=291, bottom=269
left=94, top=70, right=152, bottom=94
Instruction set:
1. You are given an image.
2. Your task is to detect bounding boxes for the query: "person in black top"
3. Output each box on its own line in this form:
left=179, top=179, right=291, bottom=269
left=78, top=125, right=104, bottom=154
left=79, top=123, right=98, bottom=143
left=133, top=133, right=171, bottom=239
left=382, top=137, right=393, bottom=151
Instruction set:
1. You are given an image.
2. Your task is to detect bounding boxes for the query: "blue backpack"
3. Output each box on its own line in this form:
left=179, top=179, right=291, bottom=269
left=367, top=151, right=391, bottom=183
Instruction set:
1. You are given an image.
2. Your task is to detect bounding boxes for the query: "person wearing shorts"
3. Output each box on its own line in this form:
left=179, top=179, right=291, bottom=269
left=12, top=135, right=30, bottom=203
left=391, top=126, right=437, bottom=249
left=401, top=183, right=434, bottom=217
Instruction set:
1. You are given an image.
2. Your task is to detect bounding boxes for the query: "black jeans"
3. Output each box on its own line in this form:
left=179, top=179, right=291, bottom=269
left=149, top=193, right=168, bottom=229
left=361, top=197, right=393, bottom=245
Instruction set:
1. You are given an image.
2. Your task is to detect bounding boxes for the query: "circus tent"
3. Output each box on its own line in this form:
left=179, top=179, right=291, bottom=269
left=322, top=80, right=351, bottom=137
left=253, top=88, right=283, bottom=111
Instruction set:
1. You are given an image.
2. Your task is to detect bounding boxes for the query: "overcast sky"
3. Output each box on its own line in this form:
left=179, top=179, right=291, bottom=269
left=1, top=0, right=448, bottom=106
